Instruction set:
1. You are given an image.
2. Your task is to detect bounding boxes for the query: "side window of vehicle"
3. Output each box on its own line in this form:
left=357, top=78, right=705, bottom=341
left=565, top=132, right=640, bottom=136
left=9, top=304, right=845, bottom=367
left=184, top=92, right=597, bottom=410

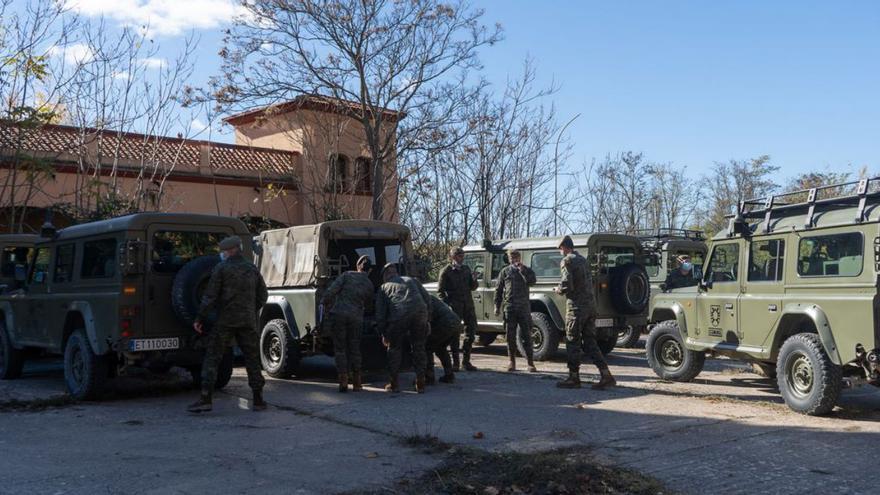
left=54, top=243, right=76, bottom=283
left=30, top=248, right=51, bottom=285
left=490, top=252, right=508, bottom=280
left=463, top=253, right=485, bottom=280
left=82, top=238, right=117, bottom=279
left=1, top=246, right=32, bottom=278
left=531, top=251, right=563, bottom=278
left=748, top=239, right=785, bottom=282
left=797, top=232, right=863, bottom=277
left=706, top=243, right=739, bottom=283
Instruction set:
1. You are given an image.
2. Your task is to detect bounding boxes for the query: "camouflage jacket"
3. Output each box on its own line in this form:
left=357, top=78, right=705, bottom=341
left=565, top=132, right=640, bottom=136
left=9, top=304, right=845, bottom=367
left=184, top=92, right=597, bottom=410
left=437, top=263, right=478, bottom=307
left=429, top=295, right=463, bottom=342
left=198, top=254, right=268, bottom=328
left=556, top=251, right=594, bottom=315
left=494, top=264, right=536, bottom=312
left=375, top=275, right=431, bottom=335
left=664, top=269, right=697, bottom=290
left=321, top=271, right=374, bottom=317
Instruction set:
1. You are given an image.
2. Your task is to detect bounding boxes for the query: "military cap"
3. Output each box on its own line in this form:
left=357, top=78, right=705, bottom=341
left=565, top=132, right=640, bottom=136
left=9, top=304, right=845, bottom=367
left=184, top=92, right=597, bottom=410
left=357, top=255, right=373, bottom=268
left=558, top=235, right=574, bottom=249
left=218, top=236, right=242, bottom=250
left=449, top=246, right=465, bottom=257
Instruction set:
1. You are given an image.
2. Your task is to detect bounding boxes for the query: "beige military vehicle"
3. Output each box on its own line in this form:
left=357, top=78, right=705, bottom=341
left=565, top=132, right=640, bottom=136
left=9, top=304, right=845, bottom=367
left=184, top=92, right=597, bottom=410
left=426, top=233, right=652, bottom=361
left=648, top=178, right=880, bottom=415
left=255, top=220, right=422, bottom=378
left=0, top=213, right=252, bottom=399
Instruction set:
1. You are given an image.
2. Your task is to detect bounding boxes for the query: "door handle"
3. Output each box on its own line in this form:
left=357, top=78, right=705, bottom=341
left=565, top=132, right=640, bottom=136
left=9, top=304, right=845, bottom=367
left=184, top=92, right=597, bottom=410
left=725, top=303, right=734, bottom=310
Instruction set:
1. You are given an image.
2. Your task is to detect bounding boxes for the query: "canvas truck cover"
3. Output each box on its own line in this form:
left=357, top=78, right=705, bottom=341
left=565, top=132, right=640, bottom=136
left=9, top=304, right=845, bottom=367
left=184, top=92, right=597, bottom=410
left=258, top=220, right=413, bottom=288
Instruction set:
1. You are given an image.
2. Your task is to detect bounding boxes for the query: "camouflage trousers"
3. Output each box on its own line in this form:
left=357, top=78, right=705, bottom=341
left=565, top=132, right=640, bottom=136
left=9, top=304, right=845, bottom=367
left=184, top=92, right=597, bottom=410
left=425, top=324, right=460, bottom=378
left=202, top=325, right=265, bottom=394
left=386, top=313, right=428, bottom=378
left=326, top=311, right=363, bottom=374
left=503, top=306, right=533, bottom=360
left=449, top=300, right=477, bottom=353
left=564, top=312, right=607, bottom=372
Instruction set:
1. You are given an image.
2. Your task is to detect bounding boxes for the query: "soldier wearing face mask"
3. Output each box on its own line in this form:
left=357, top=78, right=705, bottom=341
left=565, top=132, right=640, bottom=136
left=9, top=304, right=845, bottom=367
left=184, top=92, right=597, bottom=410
left=664, top=255, right=698, bottom=291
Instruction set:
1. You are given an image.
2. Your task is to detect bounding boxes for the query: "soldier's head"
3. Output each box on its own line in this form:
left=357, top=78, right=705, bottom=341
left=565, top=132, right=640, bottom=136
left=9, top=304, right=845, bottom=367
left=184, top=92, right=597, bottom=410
left=356, top=255, right=373, bottom=273
left=381, top=262, right=398, bottom=282
left=218, top=236, right=242, bottom=260
left=557, top=235, right=574, bottom=256
left=677, top=255, right=693, bottom=274
left=449, top=246, right=465, bottom=264
left=507, top=249, right=521, bottom=265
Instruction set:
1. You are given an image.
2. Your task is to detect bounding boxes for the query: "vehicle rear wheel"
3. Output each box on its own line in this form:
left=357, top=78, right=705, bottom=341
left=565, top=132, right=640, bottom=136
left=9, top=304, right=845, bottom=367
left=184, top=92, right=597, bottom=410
left=615, top=325, right=643, bottom=348
left=261, top=319, right=300, bottom=378
left=776, top=333, right=841, bottom=416
left=63, top=330, right=108, bottom=400
left=609, top=263, right=650, bottom=315
left=645, top=321, right=704, bottom=381
left=0, top=321, right=25, bottom=380
left=517, top=312, right=559, bottom=361
left=477, top=333, right=497, bottom=347
left=188, top=348, right=234, bottom=390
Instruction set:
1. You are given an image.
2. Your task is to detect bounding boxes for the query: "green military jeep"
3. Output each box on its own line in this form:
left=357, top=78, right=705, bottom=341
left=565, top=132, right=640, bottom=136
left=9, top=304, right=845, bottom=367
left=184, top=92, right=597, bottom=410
left=648, top=178, right=880, bottom=415
left=0, top=234, right=38, bottom=293
left=426, top=233, right=652, bottom=361
left=255, top=220, right=421, bottom=378
left=0, top=213, right=253, bottom=399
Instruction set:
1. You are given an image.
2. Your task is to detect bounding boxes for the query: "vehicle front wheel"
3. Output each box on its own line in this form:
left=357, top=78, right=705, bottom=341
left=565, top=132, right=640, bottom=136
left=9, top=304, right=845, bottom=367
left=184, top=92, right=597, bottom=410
left=776, top=333, right=842, bottom=416
left=645, top=321, right=704, bottom=381
left=0, top=321, right=25, bottom=380
left=261, top=319, right=300, bottom=378
left=63, top=330, right=108, bottom=400
left=477, top=333, right=497, bottom=347
left=517, top=312, right=559, bottom=361
left=616, top=325, right=643, bottom=348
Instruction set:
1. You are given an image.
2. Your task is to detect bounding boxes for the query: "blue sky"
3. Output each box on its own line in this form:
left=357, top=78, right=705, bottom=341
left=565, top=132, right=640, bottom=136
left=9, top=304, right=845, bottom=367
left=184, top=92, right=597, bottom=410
left=61, top=0, right=880, bottom=180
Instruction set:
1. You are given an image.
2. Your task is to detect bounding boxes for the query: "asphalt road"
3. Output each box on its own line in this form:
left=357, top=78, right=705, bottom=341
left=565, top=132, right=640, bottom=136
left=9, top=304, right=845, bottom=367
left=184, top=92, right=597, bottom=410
left=1, top=339, right=879, bottom=494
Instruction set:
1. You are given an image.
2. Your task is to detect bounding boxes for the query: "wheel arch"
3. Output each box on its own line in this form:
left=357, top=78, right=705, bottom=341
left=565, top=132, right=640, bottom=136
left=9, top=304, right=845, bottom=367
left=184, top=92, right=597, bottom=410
left=529, top=295, right=563, bottom=331
left=262, top=296, right=300, bottom=339
left=64, top=302, right=104, bottom=355
left=773, top=304, right=840, bottom=365
left=0, top=301, right=23, bottom=349
left=650, top=301, right=689, bottom=337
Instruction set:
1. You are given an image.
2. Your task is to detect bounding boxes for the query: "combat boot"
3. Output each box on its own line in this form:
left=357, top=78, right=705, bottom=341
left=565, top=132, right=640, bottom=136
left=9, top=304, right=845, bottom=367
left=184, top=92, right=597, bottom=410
left=338, top=373, right=349, bottom=393
left=415, top=375, right=426, bottom=394
left=187, top=392, right=213, bottom=413
left=452, top=351, right=461, bottom=372
left=384, top=374, right=400, bottom=393
left=556, top=370, right=581, bottom=389
left=507, top=359, right=516, bottom=372
left=592, top=368, right=617, bottom=390
left=527, top=359, right=537, bottom=373
left=462, top=351, right=477, bottom=371
left=351, top=371, right=364, bottom=392
left=252, top=389, right=267, bottom=411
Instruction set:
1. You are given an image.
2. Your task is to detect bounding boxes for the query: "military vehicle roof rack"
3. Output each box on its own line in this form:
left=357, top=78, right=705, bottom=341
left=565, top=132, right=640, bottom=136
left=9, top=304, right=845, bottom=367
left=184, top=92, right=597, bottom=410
left=728, top=176, right=880, bottom=236
left=602, top=228, right=705, bottom=241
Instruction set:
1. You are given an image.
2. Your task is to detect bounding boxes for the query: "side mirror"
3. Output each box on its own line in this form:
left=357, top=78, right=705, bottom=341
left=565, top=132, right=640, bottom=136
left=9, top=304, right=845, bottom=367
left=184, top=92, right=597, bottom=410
left=14, top=264, right=27, bottom=282
left=700, top=278, right=713, bottom=291
left=659, top=283, right=668, bottom=292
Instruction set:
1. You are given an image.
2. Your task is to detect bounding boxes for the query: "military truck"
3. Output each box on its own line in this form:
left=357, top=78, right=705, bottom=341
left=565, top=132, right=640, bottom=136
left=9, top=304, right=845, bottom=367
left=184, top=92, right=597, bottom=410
left=0, top=234, right=38, bottom=293
left=0, top=213, right=253, bottom=399
left=647, top=178, right=880, bottom=415
left=426, top=233, right=652, bottom=361
left=255, top=220, right=421, bottom=378
left=614, top=229, right=707, bottom=348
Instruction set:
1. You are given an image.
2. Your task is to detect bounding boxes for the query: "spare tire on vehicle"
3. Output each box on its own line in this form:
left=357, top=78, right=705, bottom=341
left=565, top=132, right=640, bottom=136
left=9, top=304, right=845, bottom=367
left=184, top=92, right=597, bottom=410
left=171, top=255, right=221, bottom=326
left=609, top=263, right=650, bottom=315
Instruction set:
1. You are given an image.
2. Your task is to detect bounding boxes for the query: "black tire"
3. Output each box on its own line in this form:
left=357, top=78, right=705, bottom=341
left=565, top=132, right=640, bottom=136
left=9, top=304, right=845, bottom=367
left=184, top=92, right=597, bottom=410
left=171, top=255, right=221, bottom=326
left=609, top=263, right=650, bottom=315
left=597, top=334, right=617, bottom=356
left=646, top=320, right=705, bottom=381
left=616, top=325, right=643, bottom=348
left=776, top=333, right=842, bottom=416
left=188, top=348, right=234, bottom=390
left=260, top=319, right=300, bottom=378
left=63, top=330, right=108, bottom=400
left=477, top=333, right=497, bottom=347
left=516, top=312, right=560, bottom=361
left=0, top=321, right=25, bottom=380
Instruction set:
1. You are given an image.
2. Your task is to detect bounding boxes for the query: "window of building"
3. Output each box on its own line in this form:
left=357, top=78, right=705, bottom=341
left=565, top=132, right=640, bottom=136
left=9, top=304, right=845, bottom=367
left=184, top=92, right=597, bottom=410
left=797, top=233, right=863, bottom=277
left=748, top=239, right=785, bottom=282
left=328, top=154, right=349, bottom=193
left=531, top=251, right=563, bottom=278
left=82, top=238, right=117, bottom=279
left=54, top=243, right=76, bottom=283
left=354, top=157, right=371, bottom=194
left=706, top=243, right=739, bottom=283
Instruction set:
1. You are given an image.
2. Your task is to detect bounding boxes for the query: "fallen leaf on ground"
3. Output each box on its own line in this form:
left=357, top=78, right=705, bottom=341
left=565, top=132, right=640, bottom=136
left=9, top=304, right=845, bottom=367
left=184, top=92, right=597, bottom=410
left=473, top=431, right=484, bottom=439
left=364, top=452, right=379, bottom=459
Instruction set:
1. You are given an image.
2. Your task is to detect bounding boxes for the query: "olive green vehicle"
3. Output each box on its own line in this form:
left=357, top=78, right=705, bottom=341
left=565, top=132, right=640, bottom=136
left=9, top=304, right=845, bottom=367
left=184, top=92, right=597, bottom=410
left=255, top=220, right=421, bottom=378
left=0, top=213, right=253, bottom=399
left=0, top=234, right=38, bottom=293
left=425, top=234, right=652, bottom=361
left=614, top=229, right=708, bottom=348
left=647, top=178, right=880, bottom=415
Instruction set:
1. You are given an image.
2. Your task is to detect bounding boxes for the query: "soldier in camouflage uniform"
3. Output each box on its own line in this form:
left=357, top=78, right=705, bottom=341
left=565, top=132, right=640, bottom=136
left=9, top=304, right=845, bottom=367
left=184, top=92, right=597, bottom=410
left=494, top=249, right=538, bottom=373
left=425, top=295, right=462, bottom=384
left=188, top=236, right=269, bottom=413
left=437, top=247, right=479, bottom=371
left=554, top=235, right=616, bottom=390
left=321, top=255, right=375, bottom=393
left=375, top=263, right=431, bottom=393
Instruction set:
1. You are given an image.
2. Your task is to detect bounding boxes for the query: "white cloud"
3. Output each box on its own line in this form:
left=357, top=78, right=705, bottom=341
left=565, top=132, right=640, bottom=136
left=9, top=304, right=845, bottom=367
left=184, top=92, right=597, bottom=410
left=66, top=0, right=246, bottom=37
left=139, top=57, right=168, bottom=70
left=111, top=70, right=130, bottom=80
left=48, top=43, right=94, bottom=66
left=191, top=118, right=208, bottom=132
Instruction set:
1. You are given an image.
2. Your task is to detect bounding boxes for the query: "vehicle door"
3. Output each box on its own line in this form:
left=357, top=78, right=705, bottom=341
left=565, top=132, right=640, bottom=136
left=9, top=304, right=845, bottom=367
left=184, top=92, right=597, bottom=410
left=739, top=237, right=786, bottom=350
left=20, top=245, right=58, bottom=347
left=697, top=241, right=742, bottom=345
left=462, top=251, right=491, bottom=320
left=72, top=237, right=122, bottom=347
left=485, top=251, right=510, bottom=321
left=45, top=242, right=78, bottom=352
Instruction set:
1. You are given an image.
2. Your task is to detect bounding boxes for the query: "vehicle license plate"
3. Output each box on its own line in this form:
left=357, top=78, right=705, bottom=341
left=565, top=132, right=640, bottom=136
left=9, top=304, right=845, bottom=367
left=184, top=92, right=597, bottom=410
left=128, top=338, right=179, bottom=352
left=595, top=318, right=615, bottom=328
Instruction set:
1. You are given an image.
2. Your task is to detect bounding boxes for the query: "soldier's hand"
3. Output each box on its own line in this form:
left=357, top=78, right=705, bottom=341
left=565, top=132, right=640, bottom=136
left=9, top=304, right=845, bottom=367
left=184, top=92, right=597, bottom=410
left=193, top=321, right=204, bottom=335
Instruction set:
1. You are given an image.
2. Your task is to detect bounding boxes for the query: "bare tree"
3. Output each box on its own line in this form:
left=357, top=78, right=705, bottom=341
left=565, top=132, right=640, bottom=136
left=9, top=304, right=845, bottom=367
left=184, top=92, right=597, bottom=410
left=701, top=155, right=778, bottom=233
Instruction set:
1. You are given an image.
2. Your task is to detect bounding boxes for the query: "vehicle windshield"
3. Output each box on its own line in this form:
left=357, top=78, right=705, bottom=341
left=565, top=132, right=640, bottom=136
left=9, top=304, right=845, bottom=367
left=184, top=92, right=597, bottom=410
left=151, top=231, right=226, bottom=273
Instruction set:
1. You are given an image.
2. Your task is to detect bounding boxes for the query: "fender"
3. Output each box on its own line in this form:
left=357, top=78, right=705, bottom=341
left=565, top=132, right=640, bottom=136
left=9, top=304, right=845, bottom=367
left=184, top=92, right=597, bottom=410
left=779, top=303, right=842, bottom=365
left=264, top=295, right=301, bottom=339
left=529, top=294, right=565, bottom=330
left=0, top=301, right=22, bottom=349
left=66, top=302, right=104, bottom=355
left=651, top=301, right=689, bottom=336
